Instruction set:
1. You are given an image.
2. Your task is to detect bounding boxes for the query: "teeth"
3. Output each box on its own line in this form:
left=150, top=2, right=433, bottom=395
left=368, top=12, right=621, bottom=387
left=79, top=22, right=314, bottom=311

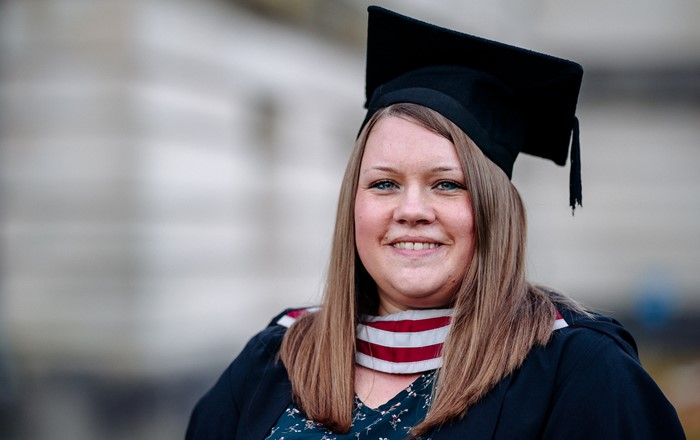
left=393, top=242, right=438, bottom=250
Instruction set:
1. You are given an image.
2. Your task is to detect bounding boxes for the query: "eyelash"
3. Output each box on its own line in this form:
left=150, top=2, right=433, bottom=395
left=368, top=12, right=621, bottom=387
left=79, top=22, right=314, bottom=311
left=435, top=180, right=465, bottom=191
left=369, top=180, right=397, bottom=191
left=368, top=180, right=465, bottom=191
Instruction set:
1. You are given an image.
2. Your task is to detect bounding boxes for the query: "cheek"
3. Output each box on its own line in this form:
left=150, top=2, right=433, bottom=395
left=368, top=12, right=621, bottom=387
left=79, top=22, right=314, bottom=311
left=354, top=195, right=380, bottom=233
left=354, top=196, right=373, bottom=250
left=455, top=205, right=476, bottom=257
left=354, top=197, right=389, bottom=266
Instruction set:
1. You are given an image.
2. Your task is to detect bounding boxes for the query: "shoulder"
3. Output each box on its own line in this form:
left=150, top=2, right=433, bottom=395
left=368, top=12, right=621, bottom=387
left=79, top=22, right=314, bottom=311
left=186, top=309, right=312, bottom=439
left=531, top=308, right=685, bottom=439
left=533, top=308, right=654, bottom=395
left=196, top=306, right=316, bottom=400
left=503, top=309, right=643, bottom=407
left=547, top=308, right=640, bottom=371
left=559, top=308, right=637, bottom=349
left=235, top=306, right=318, bottom=364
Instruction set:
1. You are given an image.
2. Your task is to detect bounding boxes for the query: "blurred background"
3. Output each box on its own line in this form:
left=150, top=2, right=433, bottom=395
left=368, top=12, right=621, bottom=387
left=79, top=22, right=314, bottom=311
left=0, top=0, right=698, bottom=438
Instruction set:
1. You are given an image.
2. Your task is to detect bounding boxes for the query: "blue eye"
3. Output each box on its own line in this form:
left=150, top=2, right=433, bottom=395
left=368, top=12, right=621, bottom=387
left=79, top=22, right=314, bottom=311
left=435, top=180, right=464, bottom=191
left=370, top=180, right=397, bottom=190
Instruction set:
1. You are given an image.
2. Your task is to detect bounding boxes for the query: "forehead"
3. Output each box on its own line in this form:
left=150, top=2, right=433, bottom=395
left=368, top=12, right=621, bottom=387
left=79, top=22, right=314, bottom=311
left=361, top=116, right=460, bottom=169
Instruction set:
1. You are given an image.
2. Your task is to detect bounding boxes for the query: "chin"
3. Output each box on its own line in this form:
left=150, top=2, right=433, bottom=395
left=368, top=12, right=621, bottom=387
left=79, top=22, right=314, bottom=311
left=397, top=293, right=453, bottom=310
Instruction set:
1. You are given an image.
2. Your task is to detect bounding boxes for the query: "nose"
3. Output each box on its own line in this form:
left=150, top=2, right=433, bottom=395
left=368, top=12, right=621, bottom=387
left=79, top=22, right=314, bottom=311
left=393, top=187, right=436, bottom=225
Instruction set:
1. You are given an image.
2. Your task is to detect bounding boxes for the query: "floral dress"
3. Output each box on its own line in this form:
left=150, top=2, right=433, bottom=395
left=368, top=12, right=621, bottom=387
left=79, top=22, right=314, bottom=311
left=265, top=371, right=435, bottom=440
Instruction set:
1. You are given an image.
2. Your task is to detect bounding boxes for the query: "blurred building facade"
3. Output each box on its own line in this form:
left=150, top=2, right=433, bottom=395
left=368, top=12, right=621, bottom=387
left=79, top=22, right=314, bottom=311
left=0, top=0, right=699, bottom=438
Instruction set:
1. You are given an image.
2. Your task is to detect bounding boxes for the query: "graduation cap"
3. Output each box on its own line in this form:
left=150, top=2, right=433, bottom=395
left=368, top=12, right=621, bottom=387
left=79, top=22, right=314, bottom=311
left=362, top=6, right=584, bottom=210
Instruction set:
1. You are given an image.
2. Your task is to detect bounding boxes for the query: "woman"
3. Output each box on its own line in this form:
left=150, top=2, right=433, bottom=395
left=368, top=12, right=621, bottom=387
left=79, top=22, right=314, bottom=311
left=187, top=7, right=685, bottom=439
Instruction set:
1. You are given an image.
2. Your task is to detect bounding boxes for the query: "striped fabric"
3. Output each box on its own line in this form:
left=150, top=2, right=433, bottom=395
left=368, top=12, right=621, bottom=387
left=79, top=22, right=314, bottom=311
left=553, top=310, right=568, bottom=330
left=356, top=309, right=453, bottom=374
left=277, top=307, right=569, bottom=374
left=276, top=307, right=320, bottom=328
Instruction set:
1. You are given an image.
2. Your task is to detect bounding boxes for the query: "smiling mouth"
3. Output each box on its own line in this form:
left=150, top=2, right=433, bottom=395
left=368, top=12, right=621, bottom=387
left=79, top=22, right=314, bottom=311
left=392, top=242, right=440, bottom=250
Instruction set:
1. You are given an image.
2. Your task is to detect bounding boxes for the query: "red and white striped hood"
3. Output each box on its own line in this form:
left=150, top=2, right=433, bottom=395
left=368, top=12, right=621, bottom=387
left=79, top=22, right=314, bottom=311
left=277, top=307, right=568, bottom=374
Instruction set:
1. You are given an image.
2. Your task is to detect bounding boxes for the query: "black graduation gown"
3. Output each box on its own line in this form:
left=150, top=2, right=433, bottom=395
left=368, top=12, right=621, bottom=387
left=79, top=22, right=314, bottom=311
left=186, top=309, right=686, bottom=439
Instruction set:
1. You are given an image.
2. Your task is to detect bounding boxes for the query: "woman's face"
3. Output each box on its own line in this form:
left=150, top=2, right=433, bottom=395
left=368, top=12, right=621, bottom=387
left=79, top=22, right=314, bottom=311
left=354, top=116, right=475, bottom=315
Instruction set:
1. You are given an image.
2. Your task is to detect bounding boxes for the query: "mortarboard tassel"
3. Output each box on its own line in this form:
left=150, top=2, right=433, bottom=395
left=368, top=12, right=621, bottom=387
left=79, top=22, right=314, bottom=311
left=569, top=117, right=582, bottom=213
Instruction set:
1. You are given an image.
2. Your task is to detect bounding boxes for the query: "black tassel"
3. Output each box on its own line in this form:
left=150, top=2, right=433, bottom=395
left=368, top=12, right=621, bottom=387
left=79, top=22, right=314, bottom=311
left=569, top=117, right=582, bottom=214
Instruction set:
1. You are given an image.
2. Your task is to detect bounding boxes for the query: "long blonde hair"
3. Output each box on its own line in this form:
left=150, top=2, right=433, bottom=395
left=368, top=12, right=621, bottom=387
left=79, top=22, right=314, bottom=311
left=280, top=103, right=582, bottom=436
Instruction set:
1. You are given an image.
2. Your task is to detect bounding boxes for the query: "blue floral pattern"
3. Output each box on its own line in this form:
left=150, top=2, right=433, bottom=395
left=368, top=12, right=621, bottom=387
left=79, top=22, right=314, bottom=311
left=265, top=371, right=435, bottom=440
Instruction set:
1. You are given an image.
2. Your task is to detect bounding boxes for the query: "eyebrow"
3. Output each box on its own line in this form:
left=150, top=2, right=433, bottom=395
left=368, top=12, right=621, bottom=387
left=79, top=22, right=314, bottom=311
left=363, top=165, right=461, bottom=174
left=430, top=166, right=461, bottom=173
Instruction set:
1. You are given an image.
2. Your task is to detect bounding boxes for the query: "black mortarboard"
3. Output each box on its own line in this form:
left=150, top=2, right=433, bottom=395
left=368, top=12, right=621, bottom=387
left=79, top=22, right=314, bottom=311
left=362, top=6, right=584, bottom=210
